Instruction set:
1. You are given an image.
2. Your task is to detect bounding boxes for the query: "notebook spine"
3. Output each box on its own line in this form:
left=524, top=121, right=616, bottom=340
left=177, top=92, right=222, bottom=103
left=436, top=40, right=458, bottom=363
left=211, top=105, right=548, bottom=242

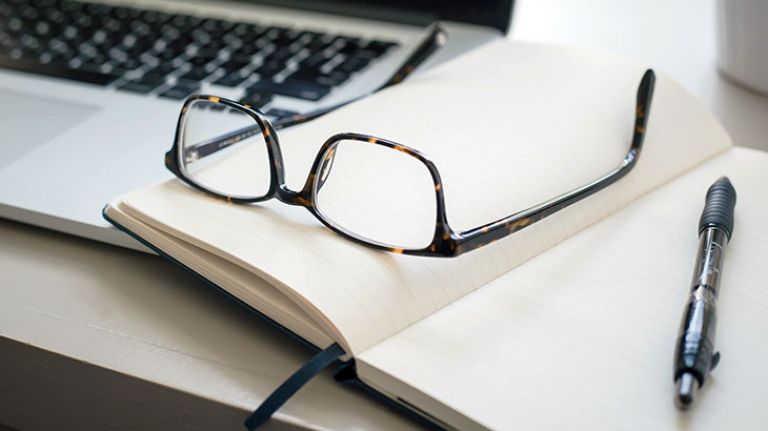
left=333, top=362, right=449, bottom=430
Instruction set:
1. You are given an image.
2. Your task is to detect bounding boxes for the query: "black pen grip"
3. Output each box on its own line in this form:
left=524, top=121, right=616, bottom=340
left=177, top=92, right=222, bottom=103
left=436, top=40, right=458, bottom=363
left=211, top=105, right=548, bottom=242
left=699, top=177, right=737, bottom=239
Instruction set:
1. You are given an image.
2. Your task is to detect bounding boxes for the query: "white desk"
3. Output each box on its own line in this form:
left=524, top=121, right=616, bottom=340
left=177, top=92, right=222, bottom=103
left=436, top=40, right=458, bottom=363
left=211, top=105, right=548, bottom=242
left=3, top=1, right=768, bottom=430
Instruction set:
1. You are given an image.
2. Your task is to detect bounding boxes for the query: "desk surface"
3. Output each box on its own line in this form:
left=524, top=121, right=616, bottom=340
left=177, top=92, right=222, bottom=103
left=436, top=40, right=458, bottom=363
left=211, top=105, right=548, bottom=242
left=3, top=1, right=768, bottom=430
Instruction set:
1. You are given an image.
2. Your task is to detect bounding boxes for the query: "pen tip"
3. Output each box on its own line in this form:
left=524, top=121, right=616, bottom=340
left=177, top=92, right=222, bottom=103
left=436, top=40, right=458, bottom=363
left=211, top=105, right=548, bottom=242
left=675, top=372, right=699, bottom=410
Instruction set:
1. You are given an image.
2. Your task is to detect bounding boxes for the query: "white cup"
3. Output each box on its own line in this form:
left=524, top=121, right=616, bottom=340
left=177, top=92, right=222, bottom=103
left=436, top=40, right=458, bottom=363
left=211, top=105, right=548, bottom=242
left=716, top=0, right=768, bottom=96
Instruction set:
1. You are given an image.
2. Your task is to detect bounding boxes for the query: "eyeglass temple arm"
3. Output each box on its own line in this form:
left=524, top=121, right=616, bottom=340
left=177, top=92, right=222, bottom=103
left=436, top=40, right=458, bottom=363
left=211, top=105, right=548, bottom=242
left=184, top=23, right=448, bottom=159
left=455, top=69, right=656, bottom=254
left=183, top=123, right=264, bottom=160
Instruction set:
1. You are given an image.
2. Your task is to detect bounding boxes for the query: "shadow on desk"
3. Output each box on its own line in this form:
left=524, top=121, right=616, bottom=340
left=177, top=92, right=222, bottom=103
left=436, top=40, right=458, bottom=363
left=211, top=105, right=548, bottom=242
left=0, top=337, right=306, bottom=431
left=0, top=220, right=422, bottom=431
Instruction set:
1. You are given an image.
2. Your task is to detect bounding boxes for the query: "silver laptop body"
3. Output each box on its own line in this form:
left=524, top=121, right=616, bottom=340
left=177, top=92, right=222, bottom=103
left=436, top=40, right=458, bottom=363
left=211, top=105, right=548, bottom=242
left=0, top=0, right=513, bottom=250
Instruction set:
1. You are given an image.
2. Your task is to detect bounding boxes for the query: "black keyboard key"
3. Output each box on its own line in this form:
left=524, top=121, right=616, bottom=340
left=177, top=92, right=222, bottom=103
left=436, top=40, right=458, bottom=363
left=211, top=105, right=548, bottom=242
left=0, top=2, right=11, bottom=16
left=297, top=30, right=322, bottom=41
left=111, top=6, right=142, bottom=20
left=365, top=40, right=397, bottom=56
left=249, top=79, right=330, bottom=101
left=58, top=1, right=83, bottom=13
left=289, top=68, right=349, bottom=87
left=221, top=33, right=242, bottom=48
left=46, top=38, right=73, bottom=56
left=102, top=16, right=126, bottom=34
left=158, top=23, right=181, bottom=41
left=19, top=34, right=43, bottom=52
left=190, top=28, right=213, bottom=46
left=332, top=35, right=358, bottom=46
left=290, top=66, right=320, bottom=80
left=198, top=18, right=233, bottom=37
left=179, top=66, right=211, bottom=81
left=77, top=61, right=110, bottom=74
left=187, top=54, right=217, bottom=67
left=99, top=62, right=124, bottom=75
left=118, top=80, right=158, bottom=93
left=60, top=25, right=80, bottom=41
left=299, top=52, right=331, bottom=69
left=168, top=14, right=202, bottom=30
left=84, top=3, right=112, bottom=16
left=45, top=12, right=66, bottom=25
left=255, top=60, right=285, bottom=78
left=231, top=22, right=264, bottom=39
left=219, top=58, right=250, bottom=72
left=159, top=81, right=200, bottom=100
left=140, top=71, right=167, bottom=83
left=336, top=56, right=370, bottom=73
left=213, top=73, right=248, bottom=87
left=4, top=17, right=24, bottom=34
left=303, top=43, right=333, bottom=56
left=240, top=91, right=273, bottom=109
left=353, top=48, right=381, bottom=59
left=17, top=5, right=40, bottom=20
left=265, top=108, right=297, bottom=120
left=265, top=27, right=300, bottom=46
left=141, top=10, right=171, bottom=25
left=314, top=71, right=349, bottom=87
left=152, top=46, right=181, bottom=61
left=229, top=51, right=256, bottom=64
left=33, top=21, right=52, bottom=37
left=108, top=56, right=141, bottom=71
left=263, top=48, right=295, bottom=63
left=73, top=13, right=95, bottom=31
left=336, top=39, right=364, bottom=56
left=143, top=63, right=177, bottom=76
left=117, top=74, right=166, bottom=93
left=0, top=55, right=117, bottom=85
left=167, top=37, right=191, bottom=54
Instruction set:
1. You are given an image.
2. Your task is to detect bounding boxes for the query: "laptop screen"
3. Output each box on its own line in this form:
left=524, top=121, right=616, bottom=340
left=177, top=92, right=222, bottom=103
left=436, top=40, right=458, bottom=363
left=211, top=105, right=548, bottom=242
left=246, top=0, right=514, bottom=34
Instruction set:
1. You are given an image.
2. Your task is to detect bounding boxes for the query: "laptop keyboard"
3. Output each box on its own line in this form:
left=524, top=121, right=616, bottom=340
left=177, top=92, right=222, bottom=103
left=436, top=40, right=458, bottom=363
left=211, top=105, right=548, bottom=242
left=0, top=0, right=398, bottom=108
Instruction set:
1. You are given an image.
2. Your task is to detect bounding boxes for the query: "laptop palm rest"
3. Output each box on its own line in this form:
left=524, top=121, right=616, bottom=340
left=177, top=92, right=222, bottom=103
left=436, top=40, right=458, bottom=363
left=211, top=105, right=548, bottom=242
left=0, top=89, right=99, bottom=168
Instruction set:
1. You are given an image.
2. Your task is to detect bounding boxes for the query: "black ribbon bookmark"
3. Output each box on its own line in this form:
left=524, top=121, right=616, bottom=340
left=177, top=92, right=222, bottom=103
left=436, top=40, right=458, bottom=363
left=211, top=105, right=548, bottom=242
left=244, top=342, right=346, bottom=430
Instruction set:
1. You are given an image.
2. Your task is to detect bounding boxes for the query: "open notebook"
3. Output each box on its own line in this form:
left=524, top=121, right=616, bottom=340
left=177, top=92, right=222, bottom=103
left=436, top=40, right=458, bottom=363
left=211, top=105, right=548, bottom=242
left=104, top=40, right=768, bottom=429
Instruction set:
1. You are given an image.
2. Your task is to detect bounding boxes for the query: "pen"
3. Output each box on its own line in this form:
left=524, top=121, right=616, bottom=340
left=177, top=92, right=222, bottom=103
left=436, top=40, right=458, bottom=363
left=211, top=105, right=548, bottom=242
left=673, top=176, right=737, bottom=410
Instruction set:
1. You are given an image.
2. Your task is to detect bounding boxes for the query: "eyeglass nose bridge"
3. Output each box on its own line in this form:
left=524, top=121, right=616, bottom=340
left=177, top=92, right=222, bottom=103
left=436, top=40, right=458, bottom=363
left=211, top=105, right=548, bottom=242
left=164, top=150, right=177, bottom=173
left=317, top=149, right=337, bottom=191
left=275, top=136, right=343, bottom=209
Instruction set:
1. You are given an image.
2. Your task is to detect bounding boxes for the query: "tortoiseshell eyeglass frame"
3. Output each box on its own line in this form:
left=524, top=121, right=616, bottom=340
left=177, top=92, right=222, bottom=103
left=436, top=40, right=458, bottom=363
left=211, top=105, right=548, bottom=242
left=165, top=30, right=655, bottom=257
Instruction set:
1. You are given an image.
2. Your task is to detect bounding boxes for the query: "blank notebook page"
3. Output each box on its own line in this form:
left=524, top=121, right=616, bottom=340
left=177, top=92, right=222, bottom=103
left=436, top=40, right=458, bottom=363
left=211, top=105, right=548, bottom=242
left=119, top=41, right=730, bottom=354
left=358, top=147, right=768, bottom=430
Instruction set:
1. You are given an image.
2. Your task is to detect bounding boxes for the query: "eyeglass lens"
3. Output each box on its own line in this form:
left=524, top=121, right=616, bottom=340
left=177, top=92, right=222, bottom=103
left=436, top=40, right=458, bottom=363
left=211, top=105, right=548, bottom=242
left=180, top=100, right=271, bottom=199
left=313, top=139, right=437, bottom=249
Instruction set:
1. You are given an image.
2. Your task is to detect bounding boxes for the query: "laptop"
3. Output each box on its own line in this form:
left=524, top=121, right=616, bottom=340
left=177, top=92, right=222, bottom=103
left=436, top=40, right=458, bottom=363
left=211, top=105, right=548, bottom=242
left=0, top=0, right=513, bottom=251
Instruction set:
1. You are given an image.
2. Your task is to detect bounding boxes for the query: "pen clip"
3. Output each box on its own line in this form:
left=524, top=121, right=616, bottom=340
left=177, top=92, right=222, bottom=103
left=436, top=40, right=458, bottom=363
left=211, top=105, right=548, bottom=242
left=710, top=351, right=721, bottom=371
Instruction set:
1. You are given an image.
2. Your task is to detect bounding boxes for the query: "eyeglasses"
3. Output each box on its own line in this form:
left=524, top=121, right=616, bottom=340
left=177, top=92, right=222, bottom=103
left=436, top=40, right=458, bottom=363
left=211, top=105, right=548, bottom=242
left=165, top=27, right=656, bottom=257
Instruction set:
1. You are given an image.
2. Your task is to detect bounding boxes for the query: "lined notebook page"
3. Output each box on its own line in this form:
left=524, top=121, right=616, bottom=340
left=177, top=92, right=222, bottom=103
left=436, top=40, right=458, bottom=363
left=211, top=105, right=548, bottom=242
left=106, top=202, right=335, bottom=348
left=358, top=147, right=768, bottom=430
left=117, top=41, right=730, bottom=354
